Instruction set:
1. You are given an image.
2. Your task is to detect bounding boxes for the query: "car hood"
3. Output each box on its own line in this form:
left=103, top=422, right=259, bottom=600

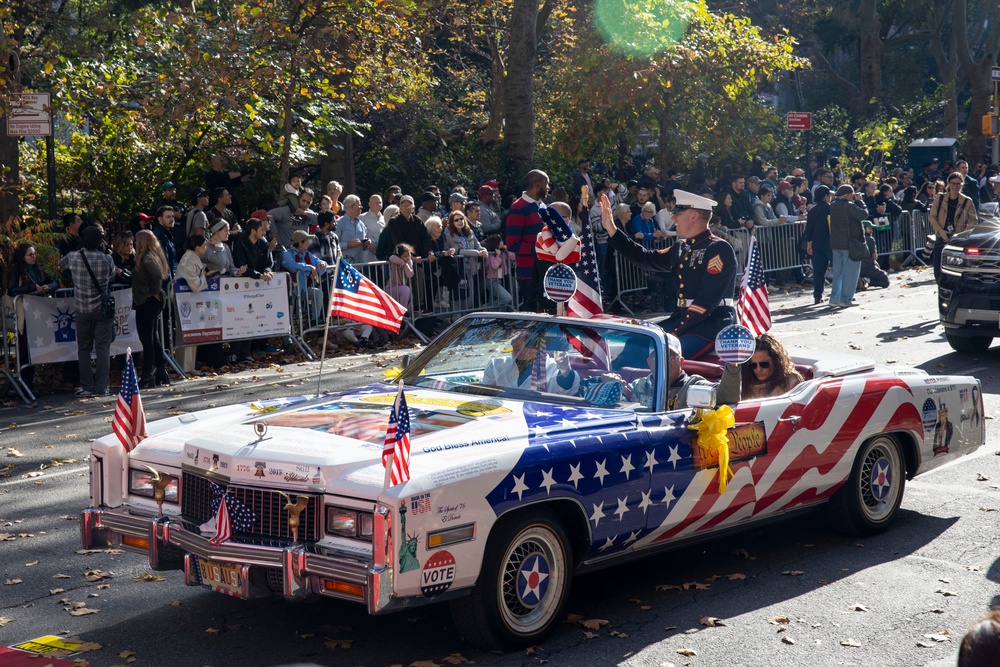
left=133, top=384, right=637, bottom=498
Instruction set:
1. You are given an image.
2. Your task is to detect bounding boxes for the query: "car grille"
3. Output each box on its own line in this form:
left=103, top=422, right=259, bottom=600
left=181, top=472, right=321, bottom=543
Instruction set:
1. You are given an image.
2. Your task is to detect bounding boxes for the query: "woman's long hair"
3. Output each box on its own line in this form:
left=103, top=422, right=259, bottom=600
left=134, top=229, right=169, bottom=276
left=741, top=333, right=798, bottom=396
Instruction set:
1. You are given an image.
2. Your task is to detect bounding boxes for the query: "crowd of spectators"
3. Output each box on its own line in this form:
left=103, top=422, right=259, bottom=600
left=9, top=151, right=1000, bottom=397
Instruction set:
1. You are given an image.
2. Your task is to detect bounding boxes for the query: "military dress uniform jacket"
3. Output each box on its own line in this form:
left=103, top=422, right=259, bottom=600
left=609, top=228, right=737, bottom=339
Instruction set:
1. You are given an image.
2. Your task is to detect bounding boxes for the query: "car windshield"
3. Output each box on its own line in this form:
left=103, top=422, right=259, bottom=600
left=398, top=317, right=661, bottom=411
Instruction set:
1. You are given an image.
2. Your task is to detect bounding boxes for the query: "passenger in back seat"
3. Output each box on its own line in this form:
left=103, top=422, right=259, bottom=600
left=603, top=334, right=741, bottom=411
left=741, top=333, right=803, bottom=399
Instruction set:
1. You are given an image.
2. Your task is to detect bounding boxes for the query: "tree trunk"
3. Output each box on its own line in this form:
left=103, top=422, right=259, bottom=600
left=856, top=0, right=882, bottom=115
left=1, top=48, right=22, bottom=226
left=480, top=34, right=506, bottom=144
left=658, top=106, right=671, bottom=175
left=953, top=0, right=1000, bottom=159
left=504, top=0, right=538, bottom=175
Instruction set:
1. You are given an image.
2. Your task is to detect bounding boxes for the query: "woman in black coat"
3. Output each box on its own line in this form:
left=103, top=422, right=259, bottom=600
left=5, top=242, right=59, bottom=391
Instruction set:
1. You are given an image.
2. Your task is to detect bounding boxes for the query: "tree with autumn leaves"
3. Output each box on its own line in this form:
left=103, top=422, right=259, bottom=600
left=1, top=0, right=998, bottom=236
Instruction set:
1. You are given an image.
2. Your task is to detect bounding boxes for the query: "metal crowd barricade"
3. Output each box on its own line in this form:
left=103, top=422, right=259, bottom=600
left=753, top=221, right=809, bottom=275
left=1, top=295, right=35, bottom=404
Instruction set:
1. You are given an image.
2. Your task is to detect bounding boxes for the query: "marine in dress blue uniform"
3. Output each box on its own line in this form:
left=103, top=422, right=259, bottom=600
left=605, top=190, right=737, bottom=359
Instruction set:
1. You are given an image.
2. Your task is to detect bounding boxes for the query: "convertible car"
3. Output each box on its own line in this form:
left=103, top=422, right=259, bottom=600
left=81, top=313, right=984, bottom=650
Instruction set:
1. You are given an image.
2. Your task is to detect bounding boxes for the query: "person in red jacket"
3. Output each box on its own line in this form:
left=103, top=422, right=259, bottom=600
left=505, top=170, right=551, bottom=312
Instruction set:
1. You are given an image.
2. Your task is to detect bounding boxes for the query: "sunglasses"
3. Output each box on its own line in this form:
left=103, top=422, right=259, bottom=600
left=748, top=361, right=771, bottom=370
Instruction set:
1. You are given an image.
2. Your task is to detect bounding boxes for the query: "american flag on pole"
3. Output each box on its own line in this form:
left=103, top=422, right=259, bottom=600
left=209, top=496, right=232, bottom=546
left=736, top=235, right=771, bottom=335
left=530, top=338, right=547, bottom=391
left=382, top=384, right=412, bottom=488
left=329, top=258, right=407, bottom=333
left=566, top=216, right=611, bottom=368
left=535, top=206, right=582, bottom=264
left=112, top=348, right=147, bottom=452
left=207, top=481, right=257, bottom=545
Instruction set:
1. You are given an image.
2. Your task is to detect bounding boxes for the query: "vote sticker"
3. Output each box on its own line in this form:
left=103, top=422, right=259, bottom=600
left=421, top=550, right=457, bottom=598
left=543, top=263, right=577, bottom=303
left=715, top=324, right=756, bottom=365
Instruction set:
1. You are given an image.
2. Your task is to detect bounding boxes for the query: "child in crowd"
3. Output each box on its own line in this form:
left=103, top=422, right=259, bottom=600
left=277, top=174, right=302, bottom=214
left=483, top=234, right=513, bottom=311
left=388, top=243, right=414, bottom=311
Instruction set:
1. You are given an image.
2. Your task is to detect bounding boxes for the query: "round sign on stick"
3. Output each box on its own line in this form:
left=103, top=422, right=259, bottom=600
left=715, top=324, right=756, bottom=365
left=543, top=263, right=578, bottom=303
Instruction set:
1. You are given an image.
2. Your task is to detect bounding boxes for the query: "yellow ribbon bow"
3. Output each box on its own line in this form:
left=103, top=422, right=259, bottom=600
left=385, top=366, right=403, bottom=380
left=689, top=405, right=736, bottom=494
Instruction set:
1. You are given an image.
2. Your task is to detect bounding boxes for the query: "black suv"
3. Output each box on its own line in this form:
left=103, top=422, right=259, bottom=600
left=939, top=217, right=1000, bottom=352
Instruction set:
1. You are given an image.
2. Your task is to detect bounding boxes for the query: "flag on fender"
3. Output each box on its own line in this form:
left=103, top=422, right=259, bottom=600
left=382, top=383, right=412, bottom=488
left=329, top=258, right=407, bottom=333
left=737, top=235, right=771, bottom=335
left=112, top=348, right=147, bottom=452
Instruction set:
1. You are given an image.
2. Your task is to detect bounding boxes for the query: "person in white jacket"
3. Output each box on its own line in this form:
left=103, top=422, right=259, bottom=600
left=482, top=329, right=581, bottom=395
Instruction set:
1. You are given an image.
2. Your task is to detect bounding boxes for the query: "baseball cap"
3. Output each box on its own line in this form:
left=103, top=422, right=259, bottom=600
left=250, top=210, right=269, bottom=220
left=448, top=192, right=467, bottom=204
left=666, top=334, right=682, bottom=358
left=162, top=181, right=175, bottom=190
left=290, top=230, right=315, bottom=243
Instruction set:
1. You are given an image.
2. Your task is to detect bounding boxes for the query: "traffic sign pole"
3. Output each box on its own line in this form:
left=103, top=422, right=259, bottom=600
left=46, top=136, right=56, bottom=220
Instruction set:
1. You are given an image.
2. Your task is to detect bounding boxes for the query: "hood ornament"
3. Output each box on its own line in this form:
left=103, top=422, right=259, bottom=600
left=249, top=420, right=270, bottom=447
left=277, top=491, right=309, bottom=542
left=141, top=464, right=174, bottom=517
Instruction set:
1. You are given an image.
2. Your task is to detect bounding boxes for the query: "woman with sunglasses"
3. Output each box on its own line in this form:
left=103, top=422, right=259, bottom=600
left=741, top=333, right=803, bottom=400
left=928, top=173, right=978, bottom=280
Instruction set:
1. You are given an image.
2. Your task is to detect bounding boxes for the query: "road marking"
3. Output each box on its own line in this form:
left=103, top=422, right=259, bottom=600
left=0, top=465, right=88, bottom=487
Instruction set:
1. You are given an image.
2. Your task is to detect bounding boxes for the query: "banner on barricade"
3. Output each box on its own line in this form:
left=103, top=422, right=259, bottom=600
left=174, top=274, right=289, bottom=344
left=24, top=292, right=142, bottom=364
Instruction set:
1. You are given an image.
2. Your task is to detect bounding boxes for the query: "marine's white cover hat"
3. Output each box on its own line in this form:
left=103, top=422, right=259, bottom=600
left=673, top=189, right=716, bottom=212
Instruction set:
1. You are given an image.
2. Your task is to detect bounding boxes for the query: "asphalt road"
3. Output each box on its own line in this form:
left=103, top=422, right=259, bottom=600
left=1, top=266, right=999, bottom=667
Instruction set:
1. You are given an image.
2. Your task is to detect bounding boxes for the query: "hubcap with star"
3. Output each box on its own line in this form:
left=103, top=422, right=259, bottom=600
left=516, top=553, right=550, bottom=608
left=870, top=458, right=892, bottom=500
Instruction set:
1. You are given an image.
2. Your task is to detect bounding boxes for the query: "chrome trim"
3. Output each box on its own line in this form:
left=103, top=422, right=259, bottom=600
left=79, top=505, right=420, bottom=614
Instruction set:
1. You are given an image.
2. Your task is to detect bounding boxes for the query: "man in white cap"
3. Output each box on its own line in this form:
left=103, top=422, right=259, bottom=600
left=600, top=189, right=737, bottom=360
left=606, top=333, right=740, bottom=410
left=281, top=229, right=328, bottom=323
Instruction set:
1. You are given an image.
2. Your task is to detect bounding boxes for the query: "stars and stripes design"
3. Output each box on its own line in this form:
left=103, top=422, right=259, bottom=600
left=329, top=258, right=407, bottom=333
left=112, top=349, right=147, bottom=452
left=535, top=206, right=582, bottom=264
left=382, top=385, right=412, bottom=487
left=485, top=376, right=923, bottom=559
left=207, top=481, right=258, bottom=545
left=566, top=211, right=610, bottom=368
left=737, top=235, right=771, bottom=335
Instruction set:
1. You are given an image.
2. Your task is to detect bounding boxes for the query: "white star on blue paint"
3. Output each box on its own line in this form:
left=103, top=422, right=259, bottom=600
left=662, top=485, right=676, bottom=508
left=511, top=473, right=529, bottom=501
left=590, top=502, right=605, bottom=527
left=614, top=496, right=629, bottom=521
left=620, top=454, right=635, bottom=480
left=667, top=445, right=682, bottom=469
left=598, top=536, right=616, bottom=552
left=594, top=459, right=609, bottom=485
left=567, top=462, right=583, bottom=489
left=638, top=489, right=654, bottom=513
left=644, top=449, right=659, bottom=472
left=539, top=468, right=556, bottom=495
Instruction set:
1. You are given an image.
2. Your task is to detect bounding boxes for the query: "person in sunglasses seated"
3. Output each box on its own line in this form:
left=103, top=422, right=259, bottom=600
left=741, top=333, right=803, bottom=400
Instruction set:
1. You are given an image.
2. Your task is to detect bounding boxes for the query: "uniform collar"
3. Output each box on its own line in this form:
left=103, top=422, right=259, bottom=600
left=687, top=229, right=713, bottom=245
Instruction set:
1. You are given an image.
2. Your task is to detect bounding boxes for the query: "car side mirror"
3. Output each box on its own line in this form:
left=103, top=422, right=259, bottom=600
left=686, top=384, right=717, bottom=409
left=400, top=353, right=414, bottom=370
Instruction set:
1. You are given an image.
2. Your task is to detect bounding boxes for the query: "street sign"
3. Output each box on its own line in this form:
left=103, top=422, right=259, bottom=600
left=6, top=93, right=52, bottom=137
left=786, top=111, right=812, bottom=131
left=992, top=66, right=1000, bottom=82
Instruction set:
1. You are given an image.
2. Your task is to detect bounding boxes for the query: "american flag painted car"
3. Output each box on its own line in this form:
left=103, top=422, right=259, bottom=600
left=81, top=313, right=984, bottom=650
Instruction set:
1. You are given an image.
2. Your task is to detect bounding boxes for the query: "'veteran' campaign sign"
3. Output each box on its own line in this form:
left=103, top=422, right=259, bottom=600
left=786, top=112, right=812, bottom=131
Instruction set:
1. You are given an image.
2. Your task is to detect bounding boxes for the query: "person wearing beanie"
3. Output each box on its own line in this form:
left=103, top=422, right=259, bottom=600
left=803, top=185, right=833, bottom=305
left=827, top=184, right=868, bottom=308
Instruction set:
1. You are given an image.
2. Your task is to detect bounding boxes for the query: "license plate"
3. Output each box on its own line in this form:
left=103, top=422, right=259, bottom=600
left=196, top=557, right=245, bottom=598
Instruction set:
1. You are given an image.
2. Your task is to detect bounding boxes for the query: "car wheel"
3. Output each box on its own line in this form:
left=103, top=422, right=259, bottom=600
left=828, top=434, right=905, bottom=536
left=450, top=508, right=573, bottom=651
left=945, top=333, right=992, bottom=353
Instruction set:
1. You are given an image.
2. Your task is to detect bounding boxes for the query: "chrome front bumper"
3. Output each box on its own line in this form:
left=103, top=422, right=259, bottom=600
left=80, top=505, right=397, bottom=614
